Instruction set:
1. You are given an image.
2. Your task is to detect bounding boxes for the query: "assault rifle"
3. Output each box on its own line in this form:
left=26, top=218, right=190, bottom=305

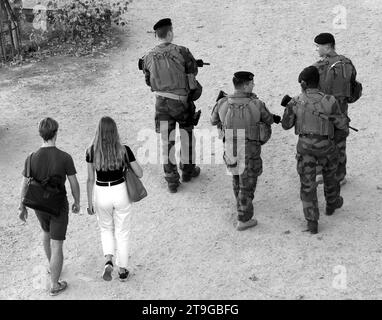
left=196, top=59, right=210, bottom=67
left=138, top=58, right=209, bottom=70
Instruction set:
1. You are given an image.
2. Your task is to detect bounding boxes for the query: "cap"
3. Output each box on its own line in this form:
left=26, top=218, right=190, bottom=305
left=314, top=33, right=335, bottom=45
left=153, top=18, right=172, bottom=31
left=233, top=71, right=254, bottom=82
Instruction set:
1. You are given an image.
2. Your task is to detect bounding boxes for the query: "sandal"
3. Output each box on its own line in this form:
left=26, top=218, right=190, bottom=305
left=49, top=280, right=68, bottom=296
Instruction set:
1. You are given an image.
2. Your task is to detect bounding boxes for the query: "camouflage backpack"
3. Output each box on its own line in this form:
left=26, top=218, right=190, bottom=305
left=222, top=98, right=271, bottom=145
left=144, top=44, right=188, bottom=92
left=316, top=55, right=355, bottom=98
left=294, top=93, right=335, bottom=139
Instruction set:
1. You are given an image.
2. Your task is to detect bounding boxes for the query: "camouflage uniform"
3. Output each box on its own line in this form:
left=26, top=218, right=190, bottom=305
left=155, top=97, right=195, bottom=189
left=211, top=92, right=274, bottom=222
left=143, top=43, right=199, bottom=189
left=282, top=88, right=348, bottom=222
left=314, top=52, right=357, bottom=182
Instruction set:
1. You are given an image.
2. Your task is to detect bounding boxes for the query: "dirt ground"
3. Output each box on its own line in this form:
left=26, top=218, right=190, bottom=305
left=0, top=0, right=382, bottom=300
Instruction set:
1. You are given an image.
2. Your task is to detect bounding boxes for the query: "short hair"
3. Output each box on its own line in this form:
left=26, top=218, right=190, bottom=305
left=155, top=26, right=172, bottom=39
left=39, top=117, right=59, bottom=141
left=298, top=66, right=320, bottom=88
left=232, top=77, right=251, bottom=89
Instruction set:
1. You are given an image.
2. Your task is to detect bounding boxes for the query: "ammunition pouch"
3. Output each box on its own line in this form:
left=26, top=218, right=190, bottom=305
left=249, top=122, right=272, bottom=145
left=222, top=122, right=271, bottom=145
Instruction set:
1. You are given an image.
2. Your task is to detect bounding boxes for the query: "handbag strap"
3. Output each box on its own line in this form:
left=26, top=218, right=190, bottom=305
left=123, top=147, right=131, bottom=171
left=26, top=152, right=34, bottom=179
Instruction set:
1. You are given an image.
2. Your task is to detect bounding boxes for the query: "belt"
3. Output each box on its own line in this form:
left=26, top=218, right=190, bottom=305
left=299, top=133, right=329, bottom=139
left=96, top=177, right=125, bottom=187
left=155, top=92, right=188, bottom=103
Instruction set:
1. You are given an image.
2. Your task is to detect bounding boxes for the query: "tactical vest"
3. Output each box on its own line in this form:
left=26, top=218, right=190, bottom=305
left=294, top=93, right=334, bottom=137
left=315, top=55, right=354, bottom=98
left=220, top=96, right=271, bottom=143
left=144, top=44, right=188, bottom=92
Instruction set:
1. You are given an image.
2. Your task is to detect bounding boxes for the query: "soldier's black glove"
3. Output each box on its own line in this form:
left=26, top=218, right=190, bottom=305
left=144, top=70, right=151, bottom=86
left=138, top=58, right=144, bottom=70
left=281, top=95, right=292, bottom=107
left=273, top=114, right=281, bottom=124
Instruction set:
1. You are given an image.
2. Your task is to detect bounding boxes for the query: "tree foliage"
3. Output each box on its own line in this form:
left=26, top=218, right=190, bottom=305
left=46, top=0, right=130, bottom=43
left=11, top=0, right=130, bottom=58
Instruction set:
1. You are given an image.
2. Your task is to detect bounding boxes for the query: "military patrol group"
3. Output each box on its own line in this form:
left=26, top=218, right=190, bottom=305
left=140, top=18, right=362, bottom=234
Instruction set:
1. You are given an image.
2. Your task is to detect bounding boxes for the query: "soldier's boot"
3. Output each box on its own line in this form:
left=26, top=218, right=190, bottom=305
left=164, top=167, right=180, bottom=193
left=182, top=166, right=201, bottom=182
left=236, top=218, right=258, bottom=231
left=168, top=181, right=180, bottom=194
left=306, top=220, right=318, bottom=234
left=325, top=196, right=344, bottom=216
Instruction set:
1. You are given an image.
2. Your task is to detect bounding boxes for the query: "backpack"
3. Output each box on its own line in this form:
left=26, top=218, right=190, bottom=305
left=222, top=99, right=271, bottom=145
left=145, top=44, right=188, bottom=92
left=317, top=55, right=355, bottom=99
left=294, top=93, right=334, bottom=138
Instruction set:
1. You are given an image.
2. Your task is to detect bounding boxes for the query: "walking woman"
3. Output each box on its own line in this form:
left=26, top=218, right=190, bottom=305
left=86, top=116, right=143, bottom=282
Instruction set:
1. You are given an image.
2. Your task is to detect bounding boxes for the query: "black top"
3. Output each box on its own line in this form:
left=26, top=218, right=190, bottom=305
left=86, top=145, right=136, bottom=182
left=22, top=146, right=77, bottom=195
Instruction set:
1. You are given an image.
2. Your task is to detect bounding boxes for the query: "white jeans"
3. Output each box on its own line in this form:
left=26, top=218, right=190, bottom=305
left=94, top=182, right=131, bottom=269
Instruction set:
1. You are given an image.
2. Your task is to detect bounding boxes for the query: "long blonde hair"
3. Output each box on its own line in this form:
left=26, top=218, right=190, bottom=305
left=91, top=117, right=127, bottom=171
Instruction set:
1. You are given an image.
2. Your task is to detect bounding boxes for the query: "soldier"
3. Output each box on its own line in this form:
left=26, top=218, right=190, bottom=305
left=211, top=71, right=281, bottom=231
left=140, top=18, right=201, bottom=193
left=281, top=66, right=349, bottom=234
left=313, top=33, right=361, bottom=186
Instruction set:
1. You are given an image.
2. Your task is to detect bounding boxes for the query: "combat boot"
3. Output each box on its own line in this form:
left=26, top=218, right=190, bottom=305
left=306, top=220, right=318, bottom=234
left=182, top=166, right=201, bottom=182
left=168, top=182, right=180, bottom=193
left=326, top=196, right=344, bottom=216
left=237, top=218, right=258, bottom=231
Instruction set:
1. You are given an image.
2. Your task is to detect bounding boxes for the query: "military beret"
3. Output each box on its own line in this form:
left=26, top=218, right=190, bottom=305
left=233, top=71, right=254, bottom=82
left=298, top=66, right=320, bottom=84
left=314, top=33, right=335, bottom=45
left=153, top=18, right=172, bottom=31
